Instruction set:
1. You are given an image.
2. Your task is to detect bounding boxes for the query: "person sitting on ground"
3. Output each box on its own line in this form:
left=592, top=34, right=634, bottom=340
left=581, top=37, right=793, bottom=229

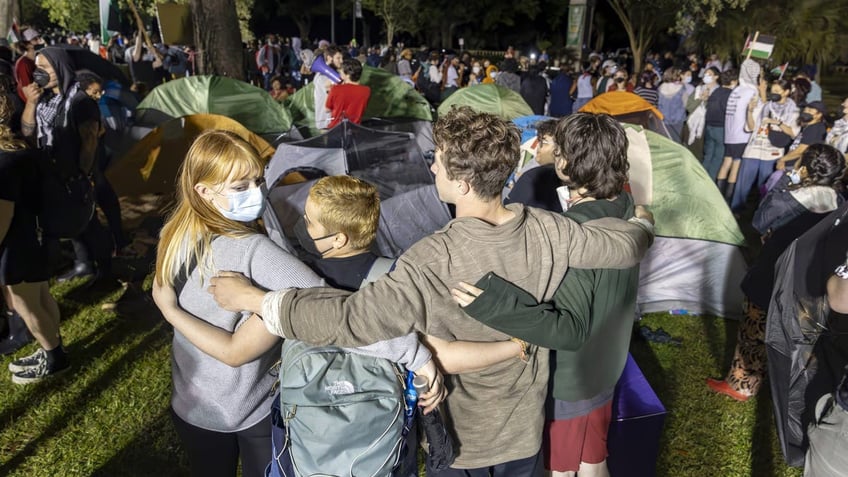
left=826, top=96, right=848, bottom=154
left=0, top=93, right=66, bottom=383
left=752, top=143, right=846, bottom=239
left=325, top=58, right=370, bottom=128
left=775, top=100, right=828, bottom=171
left=451, top=112, right=641, bottom=477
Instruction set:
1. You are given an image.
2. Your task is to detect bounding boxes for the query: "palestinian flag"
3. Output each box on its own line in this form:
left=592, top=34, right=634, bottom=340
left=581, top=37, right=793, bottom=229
left=100, top=0, right=121, bottom=41
left=742, top=33, right=775, bottom=60
left=6, top=19, right=19, bottom=44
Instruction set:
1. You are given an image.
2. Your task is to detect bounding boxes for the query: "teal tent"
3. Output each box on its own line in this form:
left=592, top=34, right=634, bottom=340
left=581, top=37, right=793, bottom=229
left=286, top=66, right=432, bottom=137
left=135, top=75, right=292, bottom=134
left=437, top=84, right=533, bottom=120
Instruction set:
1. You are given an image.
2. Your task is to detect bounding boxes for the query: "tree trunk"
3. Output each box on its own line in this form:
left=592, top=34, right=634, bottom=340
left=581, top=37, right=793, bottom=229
left=296, top=19, right=311, bottom=43
left=0, top=0, right=20, bottom=38
left=191, top=0, right=244, bottom=79
left=386, top=22, right=394, bottom=47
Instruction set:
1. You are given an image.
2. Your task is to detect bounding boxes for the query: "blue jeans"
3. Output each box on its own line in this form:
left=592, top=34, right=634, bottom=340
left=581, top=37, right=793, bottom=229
left=702, top=126, right=725, bottom=181
left=731, top=158, right=775, bottom=212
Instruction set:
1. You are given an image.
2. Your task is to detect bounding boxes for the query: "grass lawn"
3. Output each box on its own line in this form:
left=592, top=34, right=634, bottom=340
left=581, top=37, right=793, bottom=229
left=0, top=280, right=805, bottom=476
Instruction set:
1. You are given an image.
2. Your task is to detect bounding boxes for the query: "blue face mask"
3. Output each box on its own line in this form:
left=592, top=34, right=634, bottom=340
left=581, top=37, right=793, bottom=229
left=214, top=184, right=267, bottom=222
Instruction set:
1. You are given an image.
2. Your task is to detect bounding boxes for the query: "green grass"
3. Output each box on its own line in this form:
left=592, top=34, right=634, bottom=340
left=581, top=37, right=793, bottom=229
left=0, top=274, right=804, bottom=476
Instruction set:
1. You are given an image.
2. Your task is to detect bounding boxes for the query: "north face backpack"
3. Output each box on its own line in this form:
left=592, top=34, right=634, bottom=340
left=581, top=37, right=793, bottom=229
left=278, top=340, right=408, bottom=477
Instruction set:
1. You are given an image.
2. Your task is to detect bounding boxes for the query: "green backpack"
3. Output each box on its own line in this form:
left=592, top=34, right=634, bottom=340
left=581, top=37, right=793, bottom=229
left=278, top=340, right=407, bottom=477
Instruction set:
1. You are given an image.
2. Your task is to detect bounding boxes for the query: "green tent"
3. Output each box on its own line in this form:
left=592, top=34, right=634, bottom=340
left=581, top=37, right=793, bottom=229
left=286, top=66, right=432, bottom=137
left=135, top=76, right=292, bottom=134
left=437, top=84, right=533, bottom=120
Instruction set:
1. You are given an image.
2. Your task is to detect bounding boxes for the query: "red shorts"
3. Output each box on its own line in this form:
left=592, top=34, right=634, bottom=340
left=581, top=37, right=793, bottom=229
left=543, top=400, right=613, bottom=472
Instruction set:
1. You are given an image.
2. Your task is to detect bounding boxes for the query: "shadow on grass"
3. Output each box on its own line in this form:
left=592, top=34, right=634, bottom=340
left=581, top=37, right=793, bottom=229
left=91, top=408, right=187, bottom=477
left=751, top=389, right=779, bottom=477
left=0, top=321, right=169, bottom=475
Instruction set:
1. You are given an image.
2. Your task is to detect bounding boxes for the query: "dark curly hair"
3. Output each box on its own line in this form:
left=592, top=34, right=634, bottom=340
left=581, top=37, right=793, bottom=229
left=794, top=143, right=846, bottom=192
left=554, top=113, right=629, bottom=199
left=433, top=106, right=520, bottom=199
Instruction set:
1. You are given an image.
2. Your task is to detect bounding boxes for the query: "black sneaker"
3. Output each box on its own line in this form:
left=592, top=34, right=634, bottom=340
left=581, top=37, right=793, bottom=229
left=11, top=358, right=70, bottom=384
left=8, top=348, right=46, bottom=373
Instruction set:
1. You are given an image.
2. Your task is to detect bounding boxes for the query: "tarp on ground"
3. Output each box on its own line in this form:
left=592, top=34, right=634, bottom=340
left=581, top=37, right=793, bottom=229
left=286, top=66, right=433, bottom=137
left=107, top=114, right=274, bottom=196
left=437, top=84, right=533, bottom=120
left=134, top=75, right=292, bottom=134
left=263, top=120, right=450, bottom=259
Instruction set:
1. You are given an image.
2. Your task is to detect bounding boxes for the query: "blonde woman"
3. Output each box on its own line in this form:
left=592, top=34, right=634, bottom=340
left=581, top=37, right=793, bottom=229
left=152, top=130, right=323, bottom=477
left=1, top=93, right=66, bottom=384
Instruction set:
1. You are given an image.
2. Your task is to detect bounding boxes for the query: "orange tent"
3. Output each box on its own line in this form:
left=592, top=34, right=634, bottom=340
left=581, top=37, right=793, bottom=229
left=579, top=92, right=670, bottom=138
left=107, top=114, right=275, bottom=196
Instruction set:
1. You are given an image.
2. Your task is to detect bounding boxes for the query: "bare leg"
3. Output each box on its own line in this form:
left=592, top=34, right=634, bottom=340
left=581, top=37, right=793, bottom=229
left=548, top=471, right=576, bottom=477
left=728, top=159, right=742, bottom=183
left=6, top=282, right=60, bottom=350
left=716, top=156, right=733, bottom=180
left=577, top=460, right=610, bottom=477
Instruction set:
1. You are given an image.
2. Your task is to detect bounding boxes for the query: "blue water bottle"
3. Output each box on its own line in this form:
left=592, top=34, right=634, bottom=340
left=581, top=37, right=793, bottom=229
left=403, top=370, right=418, bottom=432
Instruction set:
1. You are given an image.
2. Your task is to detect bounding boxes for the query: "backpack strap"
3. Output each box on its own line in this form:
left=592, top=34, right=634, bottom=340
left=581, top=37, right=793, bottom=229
left=360, top=256, right=395, bottom=289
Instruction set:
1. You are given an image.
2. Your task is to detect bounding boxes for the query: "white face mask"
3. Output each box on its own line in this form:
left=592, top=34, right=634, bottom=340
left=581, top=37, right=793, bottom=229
left=788, top=169, right=802, bottom=185
left=472, top=66, right=481, bottom=75
left=702, top=75, right=715, bottom=85
left=683, top=76, right=692, bottom=84
left=489, top=71, right=497, bottom=79
left=214, top=184, right=268, bottom=222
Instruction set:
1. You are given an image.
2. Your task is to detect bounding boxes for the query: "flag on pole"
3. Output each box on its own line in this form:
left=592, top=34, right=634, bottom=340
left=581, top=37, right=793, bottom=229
left=100, top=0, right=121, bottom=42
left=742, top=32, right=775, bottom=60
left=771, top=62, right=790, bottom=79
left=6, top=18, right=20, bottom=44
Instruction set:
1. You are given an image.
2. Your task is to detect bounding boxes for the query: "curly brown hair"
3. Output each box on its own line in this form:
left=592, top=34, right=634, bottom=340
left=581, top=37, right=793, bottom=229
left=432, top=106, right=520, bottom=199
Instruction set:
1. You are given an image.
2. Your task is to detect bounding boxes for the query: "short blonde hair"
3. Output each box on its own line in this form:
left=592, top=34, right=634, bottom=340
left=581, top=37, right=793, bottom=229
left=308, top=176, right=380, bottom=250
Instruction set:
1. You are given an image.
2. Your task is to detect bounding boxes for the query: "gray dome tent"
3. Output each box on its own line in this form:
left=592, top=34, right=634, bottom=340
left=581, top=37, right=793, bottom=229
left=263, top=120, right=450, bottom=259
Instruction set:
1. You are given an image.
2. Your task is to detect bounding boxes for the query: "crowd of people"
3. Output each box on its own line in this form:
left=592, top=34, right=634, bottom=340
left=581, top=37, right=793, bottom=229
left=1, top=20, right=848, bottom=477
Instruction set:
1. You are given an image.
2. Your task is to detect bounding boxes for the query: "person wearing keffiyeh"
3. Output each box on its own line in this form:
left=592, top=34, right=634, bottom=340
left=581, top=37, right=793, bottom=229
left=19, top=47, right=112, bottom=285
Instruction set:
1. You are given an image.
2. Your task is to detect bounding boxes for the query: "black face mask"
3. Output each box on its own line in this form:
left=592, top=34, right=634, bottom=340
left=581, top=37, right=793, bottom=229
left=33, top=44, right=44, bottom=52
left=293, top=217, right=336, bottom=258
left=767, top=93, right=782, bottom=103
left=838, top=106, right=845, bottom=118
left=614, top=77, right=625, bottom=83
left=798, top=112, right=814, bottom=123
left=32, top=68, right=51, bottom=88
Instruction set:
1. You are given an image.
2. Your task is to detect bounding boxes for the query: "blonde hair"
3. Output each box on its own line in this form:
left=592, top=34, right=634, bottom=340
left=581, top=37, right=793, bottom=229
left=308, top=176, right=380, bottom=250
left=0, top=94, right=27, bottom=152
left=155, top=130, right=266, bottom=286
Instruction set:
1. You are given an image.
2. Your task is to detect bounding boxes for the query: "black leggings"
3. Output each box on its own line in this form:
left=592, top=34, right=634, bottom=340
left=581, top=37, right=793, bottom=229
left=171, top=408, right=271, bottom=477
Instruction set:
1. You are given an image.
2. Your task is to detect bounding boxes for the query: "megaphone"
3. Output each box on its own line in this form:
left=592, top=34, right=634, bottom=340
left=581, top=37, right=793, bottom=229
left=311, top=55, right=342, bottom=84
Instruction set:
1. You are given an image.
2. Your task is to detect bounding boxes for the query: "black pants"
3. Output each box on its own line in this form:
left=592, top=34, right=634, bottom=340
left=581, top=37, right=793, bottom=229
left=170, top=408, right=272, bottom=477
left=93, top=168, right=127, bottom=250
left=426, top=450, right=543, bottom=477
left=70, top=215, right=112, bottom=271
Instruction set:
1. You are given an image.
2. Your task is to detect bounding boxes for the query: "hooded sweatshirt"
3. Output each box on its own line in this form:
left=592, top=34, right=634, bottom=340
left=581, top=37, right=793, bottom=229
left=724, top=59, right=761, bottom=145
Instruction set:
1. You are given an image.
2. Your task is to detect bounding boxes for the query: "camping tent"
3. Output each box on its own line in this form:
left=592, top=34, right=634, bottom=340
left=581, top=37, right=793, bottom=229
left=286, top=66, right=433, bottom=138
left=437, top=84, right=533, bottom=120
left=134, top=76, right=292, bottom=135
left=106, top=114, right=275, bottom=196
left=263, top=120, right=450, bottom=259
left=580, top=92, right=671, bottom=139
left=504, top=114, right=746, bottom=318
